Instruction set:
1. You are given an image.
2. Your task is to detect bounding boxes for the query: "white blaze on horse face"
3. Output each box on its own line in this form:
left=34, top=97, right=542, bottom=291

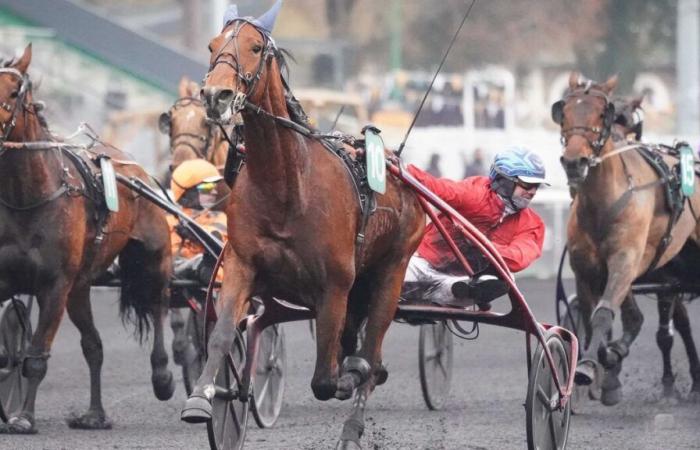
left=224, top=29, right=234, bottom=40
left=576, top=99, right=583, bottom=105
left=186, top=110, right=195, bottom=121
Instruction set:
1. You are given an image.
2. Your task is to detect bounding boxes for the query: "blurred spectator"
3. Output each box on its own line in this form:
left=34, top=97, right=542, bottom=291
left=426, top=153, right=442, bottom=177
left=463, top=148, right=487, bottom=178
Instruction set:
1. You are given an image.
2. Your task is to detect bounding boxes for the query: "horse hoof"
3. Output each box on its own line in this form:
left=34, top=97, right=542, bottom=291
left=66, top=411, right=113, bottom=430
left=375, top=363, right=388, bottom=386
left=597, top=346, right=621, bottom=370
left=687, top=391, right=700, bottom=403
left=335, top=439, right=362, bottom=450
left=574, top=360, right=596, bottom=386
left=334, top=374, right=356, bottom=401
left=0, top=415, right=37, bottom=434
left=181, top=395, right=212, bottom=424
left=601, top=387, right=622, bottom=406
left=152, top=369, right=175, bottom=401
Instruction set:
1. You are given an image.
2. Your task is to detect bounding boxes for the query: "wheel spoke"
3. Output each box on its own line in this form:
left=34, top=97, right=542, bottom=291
left=536, top=385, right=551, bottom=408
left=548, top=408, right=559, bottom=449
left=256, top=376, right=271, bottom=402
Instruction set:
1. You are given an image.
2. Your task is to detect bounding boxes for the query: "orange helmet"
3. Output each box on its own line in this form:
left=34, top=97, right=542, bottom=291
left=171, top=159, right=222, bottom=202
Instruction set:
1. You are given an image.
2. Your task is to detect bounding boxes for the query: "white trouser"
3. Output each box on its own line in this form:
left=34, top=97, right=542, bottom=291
left=402, top=255, right=470, bottom=305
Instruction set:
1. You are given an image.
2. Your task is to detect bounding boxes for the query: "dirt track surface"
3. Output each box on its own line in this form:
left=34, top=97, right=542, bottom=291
left=2, top=279, right=700, bottom=449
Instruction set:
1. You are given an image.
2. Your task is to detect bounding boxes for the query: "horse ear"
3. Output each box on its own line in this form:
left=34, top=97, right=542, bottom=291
left=255, top=0, right=283, bottom=34
left=178, top=76, right=191, bottom=97
left=568, top=71, right=581, bottom=89
left=602, top=74, right=618, bottom=94
left=222, top=4, right=239, bottom=28
left=187, top=81, right=200, bottom=98
left=14, top=43, right=32, bottom=74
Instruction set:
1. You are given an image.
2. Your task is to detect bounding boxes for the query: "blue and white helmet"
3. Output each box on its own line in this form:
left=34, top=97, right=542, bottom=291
left=489, top=146, right=549, bottom=185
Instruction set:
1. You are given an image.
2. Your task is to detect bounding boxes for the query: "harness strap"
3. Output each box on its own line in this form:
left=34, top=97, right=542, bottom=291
left=0, top=183, right=69, bottom=211
left=635, top=146, right=687, bottom=274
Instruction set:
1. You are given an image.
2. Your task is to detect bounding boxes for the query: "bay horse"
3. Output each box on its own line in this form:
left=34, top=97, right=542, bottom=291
left=607, top=93, right=700, bottom=403
left=159, top=76, right=229, bottom=173
left=553, top=73, right=700, bottom=405
left=0, top=44, right=174, bottom=433
left=180, top=5, right=424, bottom=448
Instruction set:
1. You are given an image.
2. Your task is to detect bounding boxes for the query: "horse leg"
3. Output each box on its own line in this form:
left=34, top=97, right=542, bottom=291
left=150, top=291, right=174, bottom=401
left=336, top=265, right=404, bottom=448
left=2, top=282, right=72, bottom=434
left=312, top=282, right=351, bottom=401
left=121, top=240, right=175, bottom=401
left=655, top=294, right=676, bottom=398
left=181, top=247, right=253, bottom=423
left=575, top=250, right=639, bottom=390
left=170, top=308, right=187, bottom=366
left=671, top=300, right=700, bottom=400
left=64, top=282, right=111, bottom=429
left=600, top=292, right=644, bottom=406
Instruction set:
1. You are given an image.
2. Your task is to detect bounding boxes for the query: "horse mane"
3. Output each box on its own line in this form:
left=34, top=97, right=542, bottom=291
left=272, top=46, right=314, bottom=129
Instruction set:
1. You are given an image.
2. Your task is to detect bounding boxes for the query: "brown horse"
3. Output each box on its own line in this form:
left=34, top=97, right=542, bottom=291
left=607, top=94, right=700, bottom=403
left=0, top=45, right=174, bottom=433
left=159, top=76, right=229, bottom=172
left=180, top=7, right=424, bottom=448
left=553, top=73, right=700, bottom=405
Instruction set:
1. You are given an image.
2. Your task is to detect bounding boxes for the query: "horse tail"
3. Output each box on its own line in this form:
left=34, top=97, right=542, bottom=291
left=118, top=239, right=169, bottom=343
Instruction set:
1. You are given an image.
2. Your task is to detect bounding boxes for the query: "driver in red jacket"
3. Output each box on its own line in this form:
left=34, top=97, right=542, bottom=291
left=402, top=146, right=547, bottom=309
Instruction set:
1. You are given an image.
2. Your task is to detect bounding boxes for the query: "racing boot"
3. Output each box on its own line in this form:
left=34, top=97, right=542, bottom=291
left=450, top=274, right=509, bottom=310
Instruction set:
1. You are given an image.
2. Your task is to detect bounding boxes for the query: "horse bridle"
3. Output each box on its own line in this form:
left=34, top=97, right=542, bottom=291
left=551, top=87, right=616, bottom=157
left=0, top=67, right=31, bottom=141
left=160, top=96, right=215, bottom=160
left=206, top=18, right=276, bottom=115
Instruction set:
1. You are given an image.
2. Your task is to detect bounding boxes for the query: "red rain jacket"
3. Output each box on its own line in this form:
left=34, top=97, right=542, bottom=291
left=408, top=165, right=545, bottom=273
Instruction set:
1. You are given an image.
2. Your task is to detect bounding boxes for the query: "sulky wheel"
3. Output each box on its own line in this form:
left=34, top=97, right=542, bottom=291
left=206, top=329, right=249, bottom=450
left=526, top=331, right=571, bottom=450
left=250, top=324, right=286, bottom=428
left=182, top=307, right=206, bottom=396
left=0, top=297, right=33, bottom=423
left=559, top=295, right=601, bottom=407
left=418, top=321, right=453, bottom=410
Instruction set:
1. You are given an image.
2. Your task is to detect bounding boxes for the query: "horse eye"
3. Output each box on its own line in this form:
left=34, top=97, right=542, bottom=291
left=252, top=45, right=262, bottom=54
left=9, top=91, right=18, bottom=99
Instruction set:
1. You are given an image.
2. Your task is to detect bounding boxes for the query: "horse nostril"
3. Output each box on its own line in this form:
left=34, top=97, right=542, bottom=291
left=215, top=89, right=234, bottom=107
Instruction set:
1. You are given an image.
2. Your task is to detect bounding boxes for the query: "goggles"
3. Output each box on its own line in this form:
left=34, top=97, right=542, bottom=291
left=196, top=181, right=217, bottom=193
left=511, top=177, right=540, bottom=191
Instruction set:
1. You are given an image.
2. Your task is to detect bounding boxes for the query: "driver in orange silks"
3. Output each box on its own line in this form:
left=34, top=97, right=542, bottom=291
left=168, top=159, right=228, bottom=284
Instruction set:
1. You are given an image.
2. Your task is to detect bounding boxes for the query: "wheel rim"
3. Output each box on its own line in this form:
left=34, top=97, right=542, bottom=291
left=206, top=331, right=249, bottom=450
left=0, top=298, right=32, bottom=423
left=526, top=333, right=571, bottom=450
left=418, top=322, right=453, bottom=410
left=251, top=324, right=286, bottom=428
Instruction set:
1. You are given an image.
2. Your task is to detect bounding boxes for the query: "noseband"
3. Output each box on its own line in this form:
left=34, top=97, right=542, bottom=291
left=0, top=67, right=30, bottom=141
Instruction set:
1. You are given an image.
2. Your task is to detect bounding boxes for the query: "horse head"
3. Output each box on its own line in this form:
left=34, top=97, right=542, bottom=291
left=612, top=94, right=644, bottom=142
left=0, top=44, right=40, bottom=141
left=201, top=1, right=283, bottom=121
left=160, top=77, right=218, bottom=171
left=551, top=72, right=618, bottom=187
